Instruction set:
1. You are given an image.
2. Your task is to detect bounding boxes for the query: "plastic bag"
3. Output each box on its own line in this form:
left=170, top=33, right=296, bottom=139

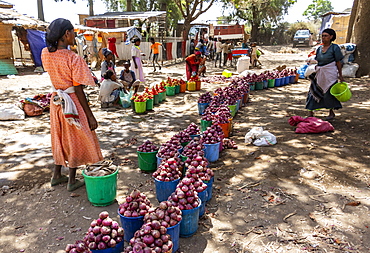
left=342, top=63, right=359, bottom=78
left=119, top=90, right=133, bottom=108
left=297, top=64, right=308, bottom=79
left=244, top=127, right=277, bottom=146
left=304, top=64, right=317, bottom=77
left=0, top=104, right=25, bottom=120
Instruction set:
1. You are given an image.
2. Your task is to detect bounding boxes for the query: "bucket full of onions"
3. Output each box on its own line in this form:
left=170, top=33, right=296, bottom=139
left=184, top=122, right=201, bottom=139
left=124, top=220, right=174, bottom=253
left=118, top=190, right=152, bottom=242
left=81, top=211, right=124, bottom=252
left=186, top=161, right=214, bottom=203
left=197, top=92, right=212, bottom=115
left=143, top=201, right=182, bottom=252
left=152, top=157, right=182, bottom=202
left=178, top=176, right=208, bottom=217
left=168, top=187, right=201, bottom=238
left=156, top=138, right=182, bottom=167
left=137, top=140, right=159, bottom=172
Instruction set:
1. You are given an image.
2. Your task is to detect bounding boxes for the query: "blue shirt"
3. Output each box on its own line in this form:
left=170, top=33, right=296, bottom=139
left=315, top=44, right=343, bottom=66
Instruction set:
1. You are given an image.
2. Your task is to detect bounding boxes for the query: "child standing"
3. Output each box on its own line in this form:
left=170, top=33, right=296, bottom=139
left=101, top=48, right=115, bottom=80
left=149, top=38, right=165, bottom=72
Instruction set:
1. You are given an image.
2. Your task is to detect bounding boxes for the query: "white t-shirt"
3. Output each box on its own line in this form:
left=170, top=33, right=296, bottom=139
left=215, top=41, right=223, bottom=53
left=98, top=79, right=123, bottom=103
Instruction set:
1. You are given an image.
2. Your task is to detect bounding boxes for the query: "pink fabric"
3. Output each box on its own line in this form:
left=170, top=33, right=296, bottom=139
left=288, top=116, right=334, bottom=134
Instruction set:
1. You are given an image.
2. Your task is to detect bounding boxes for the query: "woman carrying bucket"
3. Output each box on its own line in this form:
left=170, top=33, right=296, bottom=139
left=305, top=28, right=344, bottom=120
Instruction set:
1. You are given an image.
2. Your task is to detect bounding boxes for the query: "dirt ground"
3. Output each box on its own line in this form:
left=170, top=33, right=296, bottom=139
left=0, top=46, right=369, bottom=253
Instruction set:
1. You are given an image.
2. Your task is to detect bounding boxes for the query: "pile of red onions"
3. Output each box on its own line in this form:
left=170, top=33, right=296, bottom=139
left=144, top=200, right=182, bottom=228
left=198, top=91, right=212, bottom=103
left=177, top=176, right=207, bottom=194
left=83, top=211, right=124, bottom=250
left=184, top=155, right=209, bottom=169
left=118, top=190, right=152, bottom=217
left=124, top=221, right=173, bottom=253
left=186, top=162, right=214, bottom=182
left=213, top=110, right=231, bottom=124
left=201, top=111, right=213, bottom=122
left=202, top=124, right=223, bottom=144
left=173, top=131, right=191, bottom=144
left=223, top=138, right=238, bottom=149
left=65, top=240, right=90, bottom=253
left=168, top=180, right=200, bottom=210
left=184, top=123, right=200, bottom=135
left=152, top=157, right=182, bottom=181
left=157, top=138, right=182, bottom=159
left=182, top=139, right=205, bottom=159
left=137, top=140, right=159, bottom=153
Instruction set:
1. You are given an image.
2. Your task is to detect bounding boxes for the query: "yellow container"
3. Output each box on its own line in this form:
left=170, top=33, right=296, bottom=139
left=187, top=81, right=196, bottom=91
left=330, top=82, right=352, bottom=102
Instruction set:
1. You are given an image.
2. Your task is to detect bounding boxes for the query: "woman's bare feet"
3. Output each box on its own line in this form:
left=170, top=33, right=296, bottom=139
left=325, top=109, right=335, bottom=120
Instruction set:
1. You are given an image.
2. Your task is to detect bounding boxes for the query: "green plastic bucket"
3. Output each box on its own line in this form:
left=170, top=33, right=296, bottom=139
left=146, top=99, right=153, bottom=110
left=255, top=81, right=264, bottom=90
left=175, top=85, right=180, bottom=94
left=158, top=92, right=163, bottom=103
left=135, top=101, right=146, bottom=113
left=166, top=86, right=176, bottom=96
left=153, top=94, right=159, bottom=105
left=162, top=91, right=167, bottom=101
left=330, top=82, right=352, bottom=102
left=227, top=104, right=237, bottom=117
left=137, top=151, right=158, bottom=172
left=82, top=168, right=119, bottom=206
left=181, top=141, right=190, bottom=147
left=250, top=83, right=255, bottom=91
left=200, top=119, right=212, bottom=132
left=268, top=79, right=275, bottom=88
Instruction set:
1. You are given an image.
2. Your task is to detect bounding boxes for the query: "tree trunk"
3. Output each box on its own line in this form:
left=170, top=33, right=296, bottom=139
left=88, top=0, right=94, bottom=16
left=346, top=0, right=359, bottom=43
left=37, top=0, right=45, bottom=21
left=127, top=0, right=132, bottom=11
left=351, top=0, right=370, bottom=77
left=250, top=6, right=259, bottom=42
left=182, top=21, right=191, bottom=41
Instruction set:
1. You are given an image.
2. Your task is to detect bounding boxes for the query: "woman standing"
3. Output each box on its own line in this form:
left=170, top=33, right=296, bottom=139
left=41, top=18, right=103, bottom=191
left=131, top=38, right=145, bottom=82
left=306, top=28, right=344, bottom=120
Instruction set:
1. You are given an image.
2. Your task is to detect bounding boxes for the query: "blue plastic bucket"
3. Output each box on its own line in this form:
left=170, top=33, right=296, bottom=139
left=263, top=80, right=268, bottom=89
left=118, top=211, right=144, bottom=242
left=289, top=75, right=296, bottom=84
left=180, top=199, right=201, bottom=237
left=275, top=78, right=282, bottom=87
left=250, top=83, right=255, bottom=90
left=198, top=102, right=209, bottom=115
left=154, top=177, right=180, bottom=202
left=284, top=76, right=289, bottom=85
left=236, top=99, right=241, bottom=111
left=167, top=221, right=181, bottom=252
left=91, top=240, right=124, bottom=253
left=204, top=177, right=214, bottom=202
left=156, top=155, right=163, bottom=168
left=198, top=190, right=207, bottom=217
left=190, top=134, right=201, bottom=140
left=204, top=142, right=220, bottom=162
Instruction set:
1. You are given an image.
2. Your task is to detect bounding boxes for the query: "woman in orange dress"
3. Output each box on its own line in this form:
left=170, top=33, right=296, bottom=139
left=41, top=18, right=103, bottom=191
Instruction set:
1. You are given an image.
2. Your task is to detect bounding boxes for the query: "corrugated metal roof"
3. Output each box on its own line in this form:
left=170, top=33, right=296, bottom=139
left=86, top=11, right=166, bottom=20
left=0, top=7, right=47, bottom=28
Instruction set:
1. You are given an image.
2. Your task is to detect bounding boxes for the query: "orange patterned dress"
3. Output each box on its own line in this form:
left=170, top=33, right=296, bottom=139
left=41, top=48, right=103, bottom=168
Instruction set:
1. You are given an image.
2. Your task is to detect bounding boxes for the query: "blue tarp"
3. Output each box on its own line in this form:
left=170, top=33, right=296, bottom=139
left=27, top=29, right=46, bottom=67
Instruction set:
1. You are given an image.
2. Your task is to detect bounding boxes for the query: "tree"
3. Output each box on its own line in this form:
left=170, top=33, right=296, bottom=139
left=54, top=0, right=94, bottom=16
left=173, top=0, right=216, bottom=40
left=347, top=0, right=370, bottom=77
left=229, top=0, right=296, bottom=42
left=303, top=0, right=333, bottom=21
left=37, top=0, right=45, bottom=21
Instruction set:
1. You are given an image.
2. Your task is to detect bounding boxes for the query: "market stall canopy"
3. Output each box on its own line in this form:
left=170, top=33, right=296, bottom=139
left=74, top=25, right=142, bottom=40
left=0, top=6, right=48, bottom=29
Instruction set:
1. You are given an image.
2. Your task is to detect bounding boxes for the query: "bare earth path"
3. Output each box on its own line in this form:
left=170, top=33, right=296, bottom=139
left=0, top=46, right=369, bottom=253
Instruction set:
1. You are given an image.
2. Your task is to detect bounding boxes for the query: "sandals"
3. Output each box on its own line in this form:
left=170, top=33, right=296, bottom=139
left=67, top=179, right=85, bottom=192
left=51, top=175, right=69, bottom=186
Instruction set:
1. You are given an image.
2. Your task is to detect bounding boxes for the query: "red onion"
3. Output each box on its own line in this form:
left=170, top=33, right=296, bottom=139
left=119, top=190, right=152, bottom=217
left=137, top=140, right=159, bottom=152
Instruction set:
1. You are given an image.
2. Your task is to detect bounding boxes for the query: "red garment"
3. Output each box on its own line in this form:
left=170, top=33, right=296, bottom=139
left=108, top=37, right=119, bottom=58
left=288, top=116, right=334, bottom=134
left=185, top=54, right=200, bottom=80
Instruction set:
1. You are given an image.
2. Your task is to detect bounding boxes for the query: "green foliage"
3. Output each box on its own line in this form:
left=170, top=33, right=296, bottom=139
left=303, top=0, right=334, bottom=20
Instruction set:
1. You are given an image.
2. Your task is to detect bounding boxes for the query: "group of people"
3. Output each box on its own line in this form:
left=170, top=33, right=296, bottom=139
left=98, top=37, right=166, bottom=108
left=41, top=17, right=344, bottom=193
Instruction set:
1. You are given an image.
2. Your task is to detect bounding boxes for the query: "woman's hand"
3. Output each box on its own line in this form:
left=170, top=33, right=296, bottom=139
left=87, top=114, right=98, bottom=131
